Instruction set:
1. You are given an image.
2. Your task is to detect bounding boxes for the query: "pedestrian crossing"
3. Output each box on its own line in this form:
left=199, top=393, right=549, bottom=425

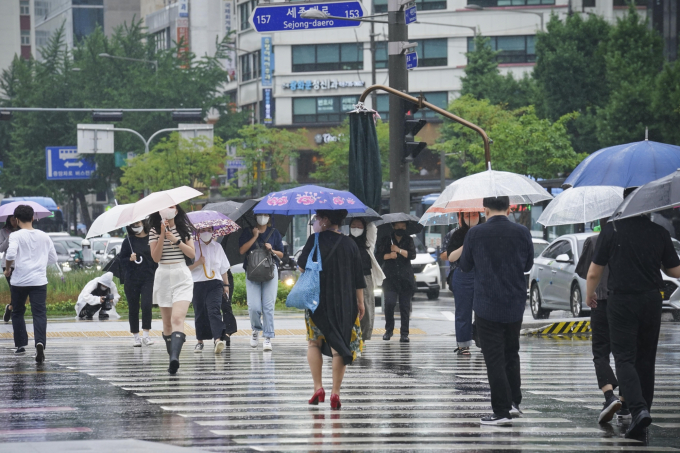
left=17, top=326, right=679, bottom=452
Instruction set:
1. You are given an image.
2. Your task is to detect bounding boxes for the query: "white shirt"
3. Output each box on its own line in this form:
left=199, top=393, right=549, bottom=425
left=5, top=228, right=58, bottom=287
left=191, top=240, right=230, bottom=283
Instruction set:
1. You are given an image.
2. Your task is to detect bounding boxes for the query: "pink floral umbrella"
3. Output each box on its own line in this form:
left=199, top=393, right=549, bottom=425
left=186, top=210, right=240, bottom=238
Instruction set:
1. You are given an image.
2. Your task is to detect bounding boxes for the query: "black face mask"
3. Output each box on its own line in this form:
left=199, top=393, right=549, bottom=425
left=394, top=229, right=406, bottom=236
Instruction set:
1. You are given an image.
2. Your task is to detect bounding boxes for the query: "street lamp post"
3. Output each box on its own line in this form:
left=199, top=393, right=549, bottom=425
left=98, top=53, right=159, bottom=73
left=465, top=4, right=544, bottom=32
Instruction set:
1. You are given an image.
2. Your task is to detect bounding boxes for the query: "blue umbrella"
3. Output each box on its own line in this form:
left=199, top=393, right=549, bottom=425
left=564, top=140, right=680, bottom=189
left=253, top=185, right=368, bottom=215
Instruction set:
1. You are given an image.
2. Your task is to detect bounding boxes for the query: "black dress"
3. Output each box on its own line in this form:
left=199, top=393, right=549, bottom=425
left=376, top=233, right=417, bottom=294
left=298, top=231, right=367, bottom=365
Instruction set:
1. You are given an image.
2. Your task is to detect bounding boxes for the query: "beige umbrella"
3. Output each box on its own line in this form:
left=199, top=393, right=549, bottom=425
left=115, top=186, right=203, bottom=228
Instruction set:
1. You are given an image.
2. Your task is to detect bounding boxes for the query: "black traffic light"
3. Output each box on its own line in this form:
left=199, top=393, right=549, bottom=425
left=403, top=113, right=427, bottom=163
left=172, top=110, right=204, bottom=122
left=0, top=111, right=12, bottom=121
left=92, top=111, right=123, bottom=122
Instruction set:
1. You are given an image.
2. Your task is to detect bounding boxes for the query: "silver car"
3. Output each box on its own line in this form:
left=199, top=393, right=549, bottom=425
left=529, top=233, right=596, bottom=319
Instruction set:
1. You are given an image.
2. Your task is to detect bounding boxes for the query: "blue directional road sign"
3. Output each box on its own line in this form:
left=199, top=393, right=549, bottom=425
left=406, top=51, right=418, bottom=70
left=405, top=4, right=417, bottom=24
left=46, top=147, right=97, bottom=180
left=250, top=1, right=364, bottom=33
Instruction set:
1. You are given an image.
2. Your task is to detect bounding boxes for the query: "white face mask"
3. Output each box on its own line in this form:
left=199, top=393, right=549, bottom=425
left=256, top=215, right=269, bottom=226
left=350, top=228, right=364, bottom=237
left=131, top=226, right=143, bottom=234
left=160, top=208, right=177, bottom=220
left=200, top=232, right=213, bottom=243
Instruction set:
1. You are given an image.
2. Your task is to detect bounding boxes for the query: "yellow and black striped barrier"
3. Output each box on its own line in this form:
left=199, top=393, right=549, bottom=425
left=522, top=320, right=591, bottom=337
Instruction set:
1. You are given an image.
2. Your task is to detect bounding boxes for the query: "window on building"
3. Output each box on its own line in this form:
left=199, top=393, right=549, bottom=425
left=239, top=50, right=260, bottom=81
left=73, top=7, right=104, bottom=42
left=582, top=0, right=595, bottom=6
left=292, top=43, right=364, bottom=72
left=467, top=35, right=536, bottom=64
left=21, top=30, right=30, bottom=46
left=293, top=96, right=359, bottom=123
left=239, top=0, right=258, bottom=30
left=152, top=29, right=169, bottom=51
left=20, top=0, right=30, bottom=15
left=35, top=30, right=49, bottom=47
left=468, top=0, right=553, bottom=6
left=374, top=0, right=446, bottom=13
left=73, top=0, right=104, bottom=4
left=376, top=39, right=447, bottom=68
left=376, top=91, right=448, bottom=121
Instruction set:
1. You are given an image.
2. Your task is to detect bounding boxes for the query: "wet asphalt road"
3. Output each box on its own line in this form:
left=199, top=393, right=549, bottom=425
left=2, top=319, right=680, bottom=452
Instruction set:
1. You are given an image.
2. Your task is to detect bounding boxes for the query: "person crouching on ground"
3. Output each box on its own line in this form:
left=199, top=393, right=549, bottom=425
left=75, top=272, right=121, bottom=320
left=298, top=209, right=366, bottom=410
left=190, top=226, right=233, bottom=354
left=458, top=196, right=534, bottom=426
left=149, top=205, right=196, bottom=375
left=5, top=204, right=58, bottom=363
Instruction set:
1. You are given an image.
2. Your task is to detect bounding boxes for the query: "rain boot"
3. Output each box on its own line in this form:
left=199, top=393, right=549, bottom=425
left=168, top=331, right=186, bottom=375
left=162, top=334, right=172, bottom=356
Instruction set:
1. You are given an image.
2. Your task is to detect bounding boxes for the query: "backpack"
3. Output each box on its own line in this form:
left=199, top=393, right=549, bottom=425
left=246, top=229, right=276, bottom=282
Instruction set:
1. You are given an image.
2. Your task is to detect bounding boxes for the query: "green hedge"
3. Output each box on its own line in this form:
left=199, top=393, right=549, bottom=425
left=1, top=269, right=293, bottom=316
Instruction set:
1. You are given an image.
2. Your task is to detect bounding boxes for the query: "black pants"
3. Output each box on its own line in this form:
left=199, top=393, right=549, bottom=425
left=125, top=278, right=153, bottom=333
left=591, top=299, right=618, bottom=390
left=194, top=280, right=228, bottom=341
left=476, top=314, right=522, bottom=418
left=11, top=285, right=47, bottom=349
left=384, top=290, right=412, bottom=336
left=608, top=292, right=663, bottom=417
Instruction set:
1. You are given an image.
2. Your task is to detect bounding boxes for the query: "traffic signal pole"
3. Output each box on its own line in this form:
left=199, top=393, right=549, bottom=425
left=387, top=0, right=410, bottom=214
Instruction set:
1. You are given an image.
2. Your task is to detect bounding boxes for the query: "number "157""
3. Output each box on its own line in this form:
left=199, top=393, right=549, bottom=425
left=256, top=15, right=270, bottom=24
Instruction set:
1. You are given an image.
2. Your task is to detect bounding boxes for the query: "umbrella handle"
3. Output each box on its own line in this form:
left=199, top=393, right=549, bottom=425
left=198, top=240, right=216, bottom=279
left=135, top=256, right=143, bottom=264
left=127, top=234, right=144, bottom=264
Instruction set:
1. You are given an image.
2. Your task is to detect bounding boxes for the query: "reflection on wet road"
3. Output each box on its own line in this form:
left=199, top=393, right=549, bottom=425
left=2, top=325, right=680, bottom=452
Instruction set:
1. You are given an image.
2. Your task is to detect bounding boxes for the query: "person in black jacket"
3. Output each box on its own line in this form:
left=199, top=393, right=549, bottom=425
left=119, top=220, right=158, bottom=347
left=376, top=222, right=416, bottom=343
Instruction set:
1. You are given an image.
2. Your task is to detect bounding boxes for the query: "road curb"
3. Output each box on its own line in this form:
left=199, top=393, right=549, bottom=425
left=521, top=320, right=591, bottom=336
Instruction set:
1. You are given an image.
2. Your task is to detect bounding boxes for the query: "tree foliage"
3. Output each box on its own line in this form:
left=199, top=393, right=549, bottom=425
left=310, top=119, right=389, bottom=189
left=226, top=124, right=309, bottom=197
left=435, top=96, right=586, bottom=179
left=117, top=134, right=224, bottom=202
left=0, top=21, right=248, bottom=226
left=461, top=35, right=537, bottom=111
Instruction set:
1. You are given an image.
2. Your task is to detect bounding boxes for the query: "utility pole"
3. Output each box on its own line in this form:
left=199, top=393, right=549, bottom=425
left=387, top=0, right=409, bottom=214
left=369, top=4, right=377, bottom=111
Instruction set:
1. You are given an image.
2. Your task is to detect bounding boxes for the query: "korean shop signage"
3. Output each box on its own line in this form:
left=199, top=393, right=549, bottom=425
left=261, top=37, right=273, bottom=87
left=282, top=79, right=366, bottom=91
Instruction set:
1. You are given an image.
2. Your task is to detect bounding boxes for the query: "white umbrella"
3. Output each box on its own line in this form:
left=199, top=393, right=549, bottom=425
left=426, top=170, right=553, bottom=213
left=537, top=186, right=623, bottom=226
left=115, top=186, right=203, bottom=228
left=86, top=204, right=134, bottom=239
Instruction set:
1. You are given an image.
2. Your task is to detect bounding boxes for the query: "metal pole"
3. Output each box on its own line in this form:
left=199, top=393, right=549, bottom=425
left=440, top=149, right=446, bottom=192
left=370, top=11, right=377, bottom=111
left=388, top=1, right=409, bottom=214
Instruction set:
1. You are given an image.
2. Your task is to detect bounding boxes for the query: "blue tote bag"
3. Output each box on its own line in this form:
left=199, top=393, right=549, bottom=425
left=286, top=233, right=322, bottom=313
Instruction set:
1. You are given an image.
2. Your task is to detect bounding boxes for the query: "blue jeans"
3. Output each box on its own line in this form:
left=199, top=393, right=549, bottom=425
left=452, top=268, right=474, bottom=347
left=246, top=267, right=278, bottom=338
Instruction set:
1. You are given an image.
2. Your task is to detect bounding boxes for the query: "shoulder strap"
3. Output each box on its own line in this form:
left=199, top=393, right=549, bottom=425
left=253, top=228, right=275, bottom=249
left=325, top=235, right=343, bottom=262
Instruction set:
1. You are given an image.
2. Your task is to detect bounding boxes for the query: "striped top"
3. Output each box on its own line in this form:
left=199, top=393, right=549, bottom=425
left=149, top=226, right=186, bottom=264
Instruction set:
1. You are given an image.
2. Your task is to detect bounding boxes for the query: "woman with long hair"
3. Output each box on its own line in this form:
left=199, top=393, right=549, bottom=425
left=119, top=220, right=158, bottom=347
left=1, top=215, right=18, bottom=322
left=298, top=209, right=366, bottom=410
left=149, top=205, right=195, bottom=374
left=238, top=214, right=284, bottom=352
left=347, top=217, right=383, bottom=341
left=447, top=211, right=482, bottom=356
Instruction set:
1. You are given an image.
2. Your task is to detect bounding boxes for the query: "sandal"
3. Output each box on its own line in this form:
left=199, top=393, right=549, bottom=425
left=455, top=346, right=471, bottom=356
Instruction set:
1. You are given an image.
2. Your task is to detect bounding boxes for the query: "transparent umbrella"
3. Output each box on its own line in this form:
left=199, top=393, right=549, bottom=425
left=418, top=211, right=460, bottom=226
left=537, top=186, right=623, bottom=226
left=427, top=170, right=553, bottom=213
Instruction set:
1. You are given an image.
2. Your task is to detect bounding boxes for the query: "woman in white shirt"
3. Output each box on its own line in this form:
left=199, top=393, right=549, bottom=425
left=149, top=205, right=196, bottom=375
left=189, top=227, right=232, bottom=354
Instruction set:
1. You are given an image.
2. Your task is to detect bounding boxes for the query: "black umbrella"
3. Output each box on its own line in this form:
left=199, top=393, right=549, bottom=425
left=349, top=110, right=382, bottom=212
left=205, top=198, right=293, bottom=265
left=610, top=169, right=680, bottom=221
left=345, top=207, right=382, bottom=223
left=376, top=213, right=423, bottom=235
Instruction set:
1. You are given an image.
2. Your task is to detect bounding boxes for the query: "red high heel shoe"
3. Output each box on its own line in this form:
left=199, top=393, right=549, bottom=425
left=330, top=394, right=341, bottom=410
left=308, top=388, right=325, bottom=405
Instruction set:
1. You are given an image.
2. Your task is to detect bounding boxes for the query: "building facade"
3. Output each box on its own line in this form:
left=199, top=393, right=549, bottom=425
left=0, top=1, right=34, bottom=72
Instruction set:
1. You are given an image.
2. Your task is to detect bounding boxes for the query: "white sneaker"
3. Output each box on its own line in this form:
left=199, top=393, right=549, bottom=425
left=510, top=404, right=523, bottom=418
left=142, top=337, right=155, bottom=346
left=214, top=339, right=225, bottom=354
left=250, top=331, right=259, bottom=348
left=263, top=337, right=272, bottom=351
left=133, top=337, right=142, bottom=347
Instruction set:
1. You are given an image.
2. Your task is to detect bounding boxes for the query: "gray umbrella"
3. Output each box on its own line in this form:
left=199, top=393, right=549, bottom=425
left=203, top=201, right=243, bottom=218
left=610, top=169, right=680, bottom=221
left=345, top=207, right=382, bottom=223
